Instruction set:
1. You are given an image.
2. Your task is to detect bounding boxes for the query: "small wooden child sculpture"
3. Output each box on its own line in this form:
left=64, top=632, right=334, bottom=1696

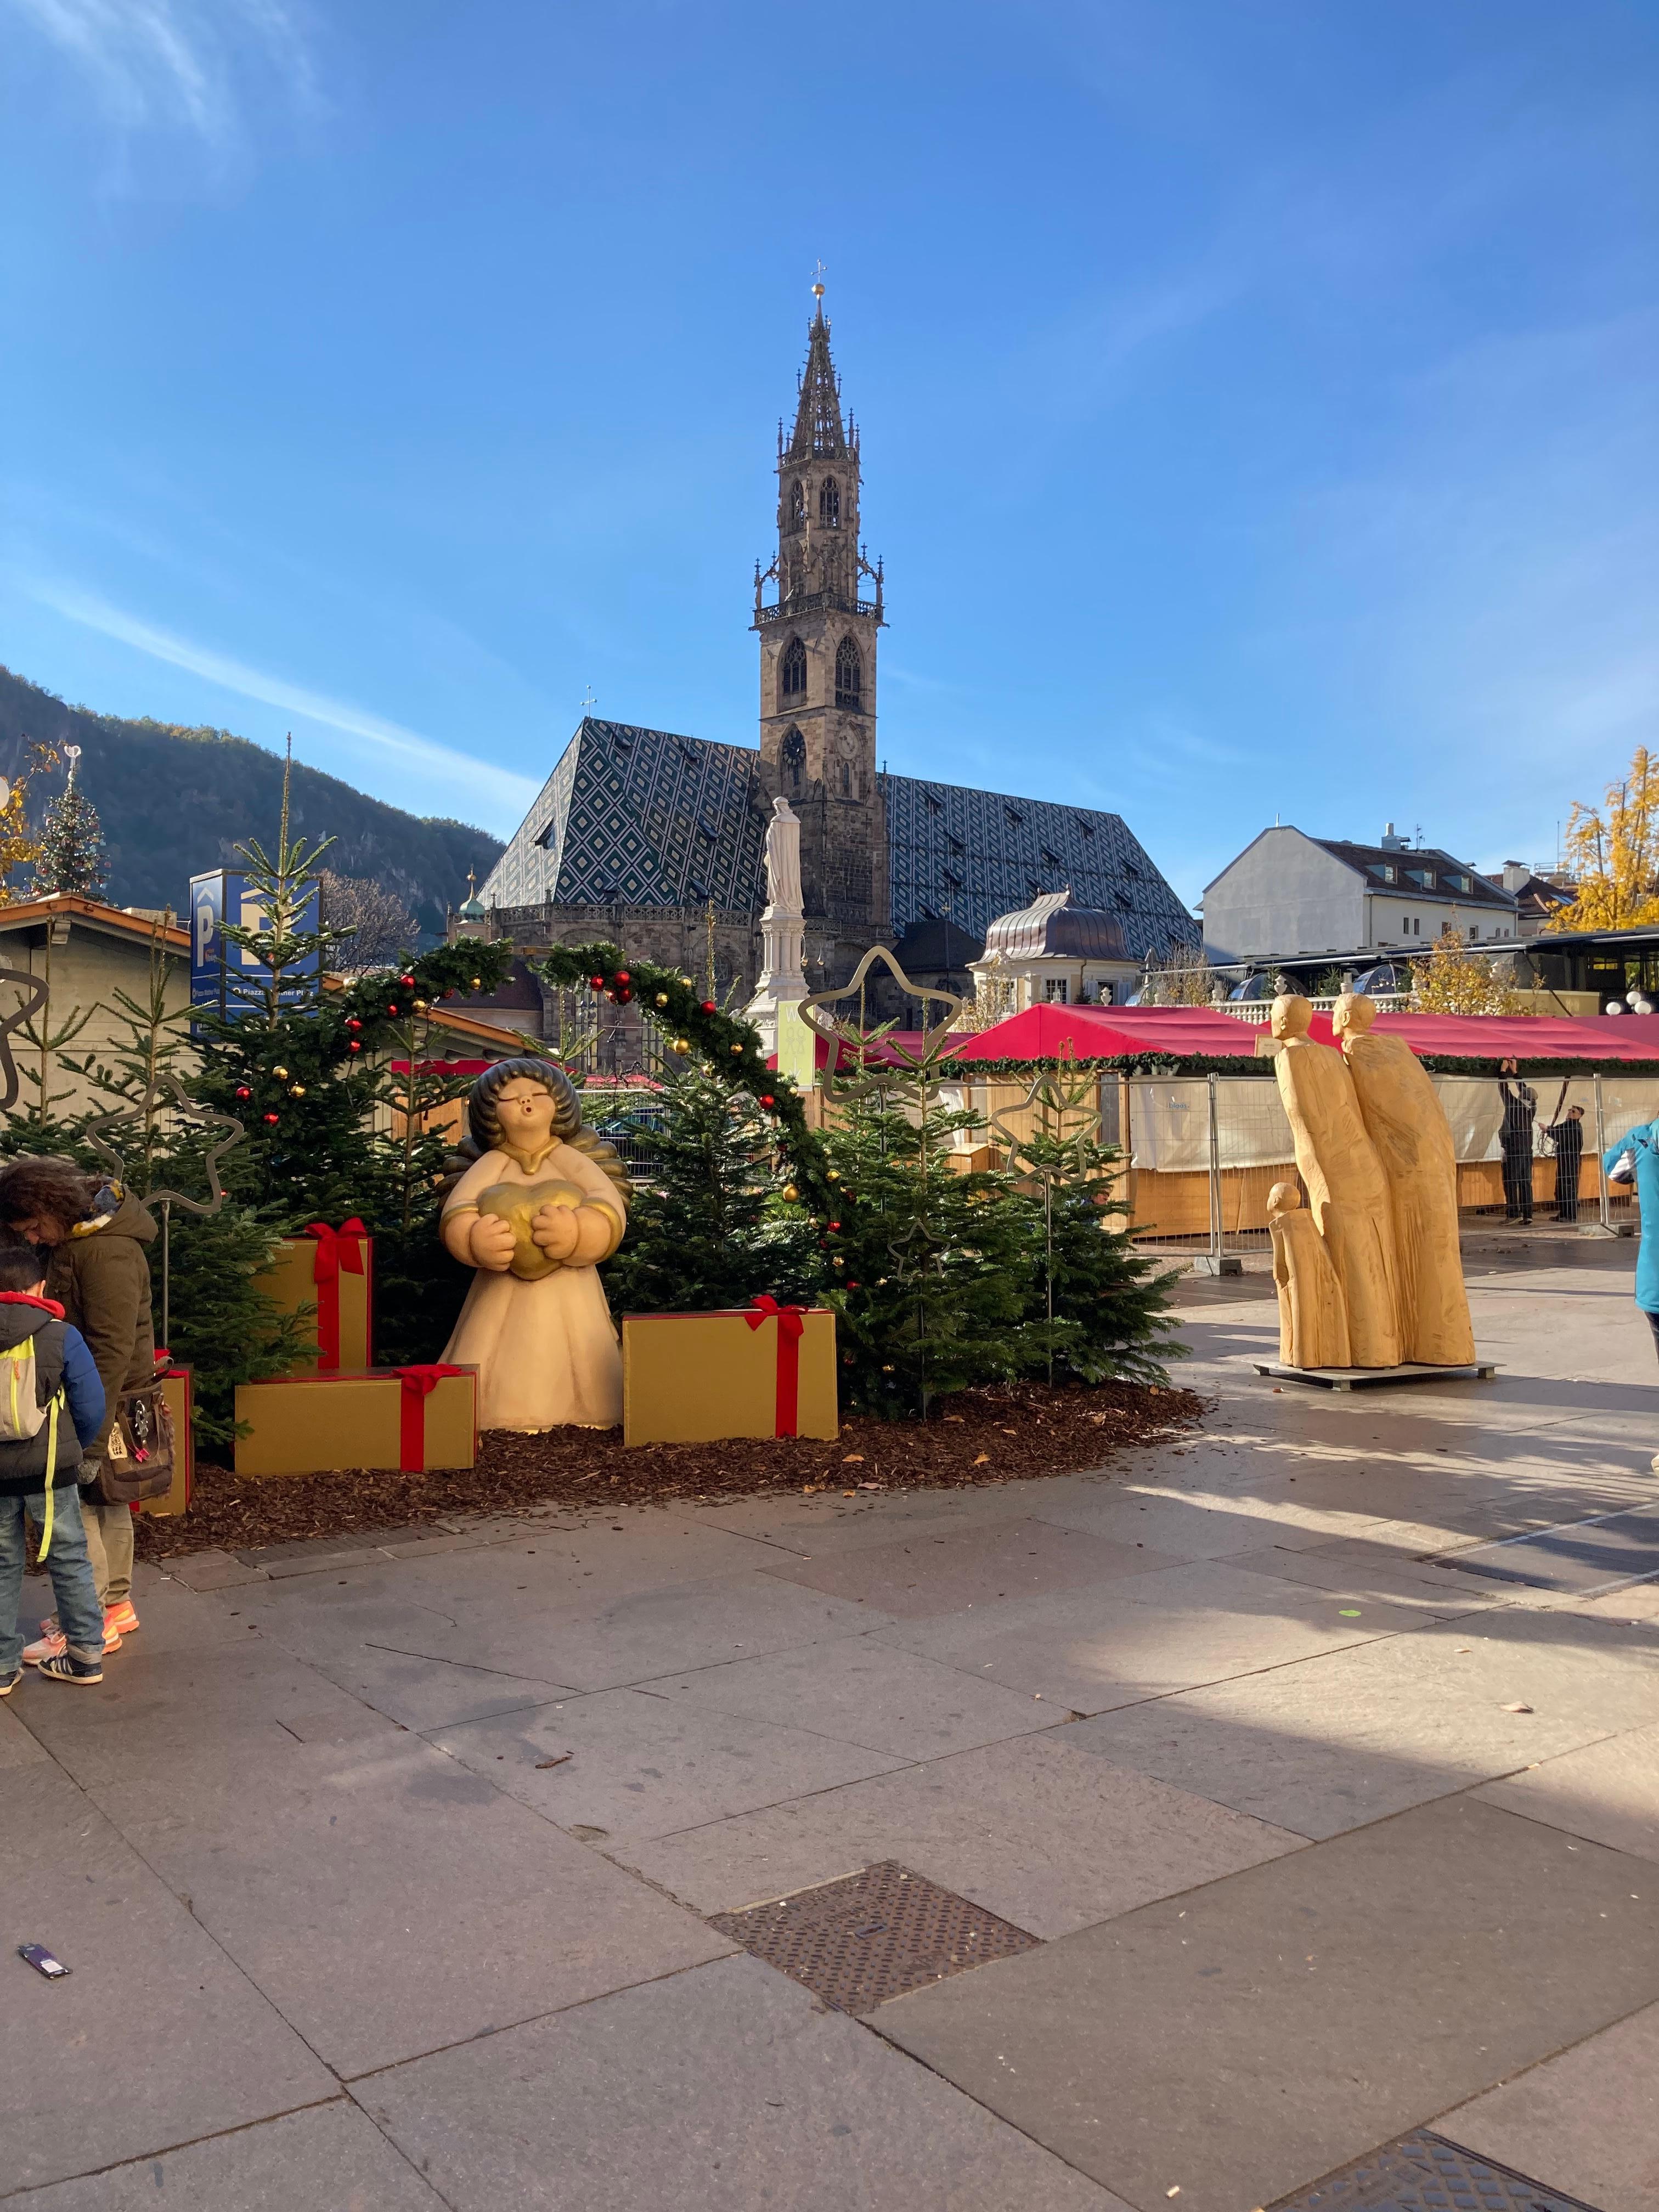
left=1267, top=1179, right=1352, bottom=1370
left=439, top=1058, right=631, bottom=1430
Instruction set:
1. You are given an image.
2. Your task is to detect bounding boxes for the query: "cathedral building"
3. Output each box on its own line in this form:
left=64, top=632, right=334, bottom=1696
left=476, top=293, right=1195, bottom=1015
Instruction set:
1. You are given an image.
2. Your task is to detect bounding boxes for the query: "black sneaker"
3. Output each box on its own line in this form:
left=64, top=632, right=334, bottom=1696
left=0, top=1667, right=21, bottom=1697
left=36, top=1652, right=102, bottom=1686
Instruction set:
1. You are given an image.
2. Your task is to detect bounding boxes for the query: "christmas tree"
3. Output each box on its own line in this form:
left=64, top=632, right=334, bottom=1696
left=31, top=743, right=108, bottom=900
left=821, top=1082, right=1033, bottom=1417
left=998, top=1064, right=1179, bottom=1386
left=603, top=1059, right=819, bottom=1316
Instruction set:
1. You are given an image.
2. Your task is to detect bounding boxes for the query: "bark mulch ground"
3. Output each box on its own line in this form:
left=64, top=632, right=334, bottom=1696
left=133, top=1378, right=1204, bottom=1560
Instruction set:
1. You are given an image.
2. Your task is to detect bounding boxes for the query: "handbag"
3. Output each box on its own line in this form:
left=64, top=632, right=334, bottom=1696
left=84, top=1381, right=176, bottom=1506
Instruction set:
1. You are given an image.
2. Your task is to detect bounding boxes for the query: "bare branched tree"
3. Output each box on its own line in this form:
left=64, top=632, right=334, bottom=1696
left=317, top=871, right=420, bottom=973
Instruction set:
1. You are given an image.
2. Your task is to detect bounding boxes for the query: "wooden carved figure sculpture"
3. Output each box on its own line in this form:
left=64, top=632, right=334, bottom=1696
left=1269, top=995, right=1403, bottom=1367
left=1332, top=993, right=1475, bottom=1365
left=1267, top=1181, right=1351, bottom=1369
left=440, top=1058, right=631, bottom=1430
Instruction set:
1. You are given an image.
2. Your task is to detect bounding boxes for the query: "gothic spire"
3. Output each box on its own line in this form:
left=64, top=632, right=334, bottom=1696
left=787, top=305, right=847, bottom=460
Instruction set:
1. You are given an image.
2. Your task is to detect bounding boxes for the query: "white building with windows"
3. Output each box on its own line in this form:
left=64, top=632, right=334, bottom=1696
left=1200, top=825, right=1520, bottom=968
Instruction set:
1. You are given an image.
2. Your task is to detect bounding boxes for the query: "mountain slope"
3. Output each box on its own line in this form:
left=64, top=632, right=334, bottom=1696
left=0, top=664, right=504, bottom=940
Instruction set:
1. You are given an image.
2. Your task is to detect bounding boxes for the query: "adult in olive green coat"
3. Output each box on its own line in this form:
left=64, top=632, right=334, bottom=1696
left=0, top=1158, right=155, bottom=1627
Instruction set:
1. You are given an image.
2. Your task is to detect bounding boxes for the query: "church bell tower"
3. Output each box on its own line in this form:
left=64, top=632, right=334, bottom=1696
left=754, top=281, right=888, bottom=974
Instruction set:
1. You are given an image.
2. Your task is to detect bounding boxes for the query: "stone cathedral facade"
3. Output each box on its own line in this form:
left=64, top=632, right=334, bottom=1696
left=476, top=298, right=1195, bottom=1009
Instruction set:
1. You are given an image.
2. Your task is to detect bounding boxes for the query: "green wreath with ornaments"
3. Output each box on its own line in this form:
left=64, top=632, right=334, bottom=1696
left=533, top=942, right=837, bottom=1220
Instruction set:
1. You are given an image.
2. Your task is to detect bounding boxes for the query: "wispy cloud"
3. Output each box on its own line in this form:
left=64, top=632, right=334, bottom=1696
left=7, top=0, right=317, bottom=145
left=26, top=577, right=541, bottom=823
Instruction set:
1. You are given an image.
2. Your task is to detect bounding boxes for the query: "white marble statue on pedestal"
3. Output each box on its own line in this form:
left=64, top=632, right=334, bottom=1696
left=746, top=797, right=812, bottom=1080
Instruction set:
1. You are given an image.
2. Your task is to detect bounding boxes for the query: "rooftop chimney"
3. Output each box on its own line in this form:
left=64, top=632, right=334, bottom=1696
left=1380, top=821, right=1407, bottom=852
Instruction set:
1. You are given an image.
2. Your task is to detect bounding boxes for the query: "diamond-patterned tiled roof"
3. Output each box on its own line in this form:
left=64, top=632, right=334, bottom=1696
left=881, top=772, right=1197, bottom=960
left=479, top=724, right=1197, bottom=962
left=479, top=719, right=766, bottom=913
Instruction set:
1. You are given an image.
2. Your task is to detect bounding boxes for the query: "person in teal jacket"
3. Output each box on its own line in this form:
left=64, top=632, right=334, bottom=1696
left=1604, top=1121, right=1659, bottom=1358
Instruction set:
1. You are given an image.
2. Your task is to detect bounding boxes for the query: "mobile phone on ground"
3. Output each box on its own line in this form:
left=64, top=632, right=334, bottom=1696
left=19, top=1944, right=70, bottom=1979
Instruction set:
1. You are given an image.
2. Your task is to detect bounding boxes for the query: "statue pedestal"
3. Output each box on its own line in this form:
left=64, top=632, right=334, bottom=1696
left=1251, top=1359, right=1496, bottom=1391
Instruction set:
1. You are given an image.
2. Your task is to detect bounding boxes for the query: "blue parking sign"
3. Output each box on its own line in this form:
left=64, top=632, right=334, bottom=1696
left=189, top=868, right=320, bottom=1019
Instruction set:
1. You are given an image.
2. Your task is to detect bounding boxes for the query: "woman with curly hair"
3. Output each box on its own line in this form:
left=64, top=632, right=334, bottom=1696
left=439, top=1058, right=630, bottom=1430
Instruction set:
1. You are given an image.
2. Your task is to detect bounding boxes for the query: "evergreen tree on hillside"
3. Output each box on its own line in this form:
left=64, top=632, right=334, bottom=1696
left=31, top=743, right=106, bottom=899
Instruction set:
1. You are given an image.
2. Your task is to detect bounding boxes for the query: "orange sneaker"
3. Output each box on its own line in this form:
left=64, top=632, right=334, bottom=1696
left=105, top=1600, right=139, bottom=1638
left=22, top=1622, right=65, bottom=1666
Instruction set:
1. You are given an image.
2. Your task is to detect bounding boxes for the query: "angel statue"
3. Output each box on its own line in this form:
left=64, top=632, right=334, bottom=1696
left=439, top=1058, right=631, bottom=1430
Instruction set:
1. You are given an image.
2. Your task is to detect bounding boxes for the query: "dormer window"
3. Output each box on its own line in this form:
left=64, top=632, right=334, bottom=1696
left=1404, top=867, right=1435, bottom=889
left=1371, top=863, right=1396, bottom=883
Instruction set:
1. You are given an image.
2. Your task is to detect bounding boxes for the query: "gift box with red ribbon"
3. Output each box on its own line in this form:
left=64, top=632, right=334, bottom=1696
left=620, top=1299, right=838, bottom=1447
left=139, top=1358, right=194, bottom=1519
left=233, top=1365, right=477, bottom=1478
left=255, top=1219, right=374, bottom=1373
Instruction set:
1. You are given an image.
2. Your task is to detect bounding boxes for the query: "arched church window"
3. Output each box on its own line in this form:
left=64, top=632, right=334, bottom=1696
left=834, top=635, right=861, bottom=709
left=840, top=760, right=853, bottom=797
left=819, top=477, right=840, bottom=528
left=781, top=726, right=805, bottom=794
left=780, top=636, right=808, bottom=703
left=788, top=479, right=805, bottom=525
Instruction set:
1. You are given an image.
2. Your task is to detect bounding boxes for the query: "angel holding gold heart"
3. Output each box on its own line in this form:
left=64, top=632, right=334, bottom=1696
left=439, top=1058, right=631, bottom=1430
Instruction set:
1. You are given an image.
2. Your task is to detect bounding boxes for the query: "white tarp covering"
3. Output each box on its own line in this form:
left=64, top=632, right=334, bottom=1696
left=1130, top=1074, right=1659, bottom=1175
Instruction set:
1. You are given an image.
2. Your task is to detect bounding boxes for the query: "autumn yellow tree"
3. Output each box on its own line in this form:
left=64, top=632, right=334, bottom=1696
left=1549, top=746, right=1659, bottom=930
left=1410, top=929, right=1520, bottom=1016
left=0, top=742, right=59, bottom=905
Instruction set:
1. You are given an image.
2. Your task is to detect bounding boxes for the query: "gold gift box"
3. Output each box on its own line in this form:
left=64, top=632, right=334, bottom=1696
left=255, top=1231, right=373, bottom=1373
left=621, top=1308, right=838, bottom=1447
left=233, top=1368, right=477, bottom=1479
left=139, top=1365, right=194, bottom=1519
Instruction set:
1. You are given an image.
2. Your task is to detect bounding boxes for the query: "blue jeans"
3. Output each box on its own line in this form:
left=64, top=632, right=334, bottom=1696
left=0, top=1486, right=105, bottom=1675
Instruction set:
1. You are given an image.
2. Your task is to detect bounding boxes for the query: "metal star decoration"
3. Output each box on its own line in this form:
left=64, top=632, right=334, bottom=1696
left=81, top=1073, right=245, bottom=1215
left=799, top=945, right=965, bottom=1105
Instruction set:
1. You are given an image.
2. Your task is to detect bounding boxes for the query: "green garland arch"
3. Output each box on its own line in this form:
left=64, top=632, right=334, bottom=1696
left=534, top=942, right=836, bottom=1220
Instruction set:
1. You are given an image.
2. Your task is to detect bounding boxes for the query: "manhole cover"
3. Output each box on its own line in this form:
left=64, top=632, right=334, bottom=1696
left=1438, top=1507, right=1659, bottom=1594
left=1268, top=2130, right=1603, bottom=2212
left=708, top=1860, right=1040, bottom=2013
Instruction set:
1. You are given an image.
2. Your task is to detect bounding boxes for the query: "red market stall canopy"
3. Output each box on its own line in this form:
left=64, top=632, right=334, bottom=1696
left=949, top=1002, right=1659, bottom=1066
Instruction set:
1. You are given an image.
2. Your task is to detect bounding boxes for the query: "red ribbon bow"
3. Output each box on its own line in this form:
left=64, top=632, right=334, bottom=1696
left=301, top=1220, right=368, bottom=1370
left=394, top=1364, right=469, bottom=1471
left=743, top=1295, right=806, bottom=1437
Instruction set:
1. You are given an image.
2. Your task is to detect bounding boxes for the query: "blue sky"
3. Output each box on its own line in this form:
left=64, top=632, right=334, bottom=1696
left=1, top=1, right=1654, bottom=906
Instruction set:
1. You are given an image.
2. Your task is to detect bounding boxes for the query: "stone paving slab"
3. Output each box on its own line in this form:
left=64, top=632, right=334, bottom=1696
left=0, top=1763, right=336, bottom=2194
left=1070, top=1635, right=1611, bottom=1840
left=878, top=1558, right=1435, bottom=1715
left=639, top=1635, right=1062, bottom=1761
left=874, top=1797, right=1659, bottom=2212
left=428, top=1683, right=911, bottom=1841
left=1222, top=1540, right=1504, bottom=1614
left=751, top=1515, right=1181, bottom=1617
left=5, top=2099, right=445, bottom=2210
left=615, top=1729, right=1307, bottom=1937
left=1476, top=1720, right=1659, bottom=1863
left=357, top=1953, right=1130, bottom=2211
left=1434, top=1999, right=1659, bottom=2211
left=83, top=1728, right=734, bottom=2078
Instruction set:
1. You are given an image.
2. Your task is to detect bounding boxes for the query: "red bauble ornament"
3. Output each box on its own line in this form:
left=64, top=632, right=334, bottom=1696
left=760, top=1094, right=775, bottom=1108
left=263, top=1113, right=279, bottom=1125
left=399, top=974, right=416, bottom=989
left=235, top=1086, right=251, bottom=1100
left=346, top=1018, right=362, bottom=1032
left=828, top=1220, right=840, bottom=1230
left=701, top=1000, right=716, bottom=1014
left=386, top=1003, right=398, bottom=1015
left=616, top=969, right=630, bottom=984
left=348, top=1042, right=362, bottom=1054
left=589, top=976, right=605, bottom=990
left=845, top=1281, right=860, bottom=1291
left=617, top=988, right=633, bottom=1004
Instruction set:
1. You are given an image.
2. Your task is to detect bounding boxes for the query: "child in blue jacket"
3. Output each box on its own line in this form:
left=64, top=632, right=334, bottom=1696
left=0, top=1241, right=108, bottom=1691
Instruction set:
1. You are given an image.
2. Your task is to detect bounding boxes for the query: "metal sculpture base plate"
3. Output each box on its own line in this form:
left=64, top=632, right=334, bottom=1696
left=1253, top=1361, right=1497, bottom=1392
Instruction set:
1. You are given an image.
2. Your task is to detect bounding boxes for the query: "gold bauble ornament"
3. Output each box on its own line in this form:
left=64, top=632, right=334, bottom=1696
left=414, top=998, right=428, bottom=1013
left=672, top=1037, right=692, bottom=1056
left=654, top=992, right=669, bottom=1008
left=729, top=1042, right=743, bottom=1055
left=782, top=1184, right=799, bottom=1201
left=272, top=1065, right=289, bottom=1080
left=289, top=1084, right=306, bottom=1097
left=826, top=1168, right=841, bottom=1181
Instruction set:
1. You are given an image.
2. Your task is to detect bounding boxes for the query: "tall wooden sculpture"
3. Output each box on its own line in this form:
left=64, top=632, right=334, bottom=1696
left=1333, top=992, right=1475, bottom=1365
left=1269, top=995, right=1403, bottom=1367
left=1267, top=1181, right=1351, bottom=1369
